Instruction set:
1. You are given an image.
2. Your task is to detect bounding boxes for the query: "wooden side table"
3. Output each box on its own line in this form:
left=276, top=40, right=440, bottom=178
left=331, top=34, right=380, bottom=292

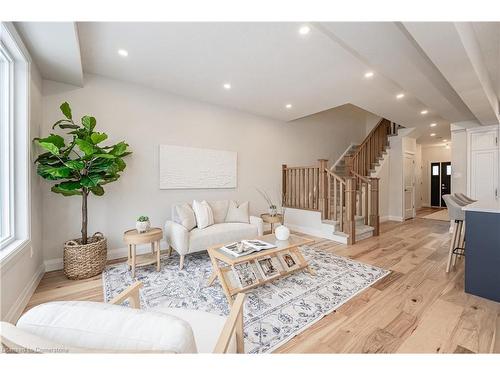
left=260, top=213, right=283, bottom=234
left=123, top=227, right=163, bottom=278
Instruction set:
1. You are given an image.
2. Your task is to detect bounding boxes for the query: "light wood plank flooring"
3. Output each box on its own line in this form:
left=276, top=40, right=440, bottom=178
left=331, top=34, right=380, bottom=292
left=24, top=214, right=500, bottom=353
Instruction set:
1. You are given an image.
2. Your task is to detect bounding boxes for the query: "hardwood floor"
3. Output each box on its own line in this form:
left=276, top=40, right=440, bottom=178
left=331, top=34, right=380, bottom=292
left=24, top=213, right=500, bottom=353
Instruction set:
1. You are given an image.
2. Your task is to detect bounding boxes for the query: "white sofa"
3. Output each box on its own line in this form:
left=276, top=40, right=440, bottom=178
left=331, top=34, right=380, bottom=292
left=165, top=200, right=263, bottom=269
left=0, top=282, right=245, bottom=353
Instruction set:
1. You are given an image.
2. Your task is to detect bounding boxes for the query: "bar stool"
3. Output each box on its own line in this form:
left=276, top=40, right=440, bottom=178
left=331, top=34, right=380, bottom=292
left=443, top=194, right=467, bottom=272
left=454, top=192, right=477, bottom=204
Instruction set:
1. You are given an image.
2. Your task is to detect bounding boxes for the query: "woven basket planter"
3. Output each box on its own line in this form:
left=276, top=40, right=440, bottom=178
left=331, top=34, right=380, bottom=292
left=63, top=232, right=107, bottom=280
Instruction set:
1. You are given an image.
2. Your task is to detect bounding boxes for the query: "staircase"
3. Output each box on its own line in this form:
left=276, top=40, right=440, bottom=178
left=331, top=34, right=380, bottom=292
left=282, top=118, right=400, bottom=245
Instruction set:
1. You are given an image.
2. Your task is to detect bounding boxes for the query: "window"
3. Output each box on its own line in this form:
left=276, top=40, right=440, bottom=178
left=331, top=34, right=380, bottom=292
left=0, top=22, right=30, bottom=258
left=432, top=165, right=439, bottom=176
left=446, top=165, right=452, bottom=176
left=0, top=41, right=14, bottom=247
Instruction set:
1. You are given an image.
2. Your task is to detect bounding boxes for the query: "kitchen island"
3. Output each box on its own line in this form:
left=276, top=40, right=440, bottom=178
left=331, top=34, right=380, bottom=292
left=463, top=200, right=500, bottom=302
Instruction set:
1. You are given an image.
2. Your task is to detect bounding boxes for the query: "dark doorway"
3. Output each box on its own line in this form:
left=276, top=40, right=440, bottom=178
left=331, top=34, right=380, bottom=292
left=430, top=161, right=452, bottom=208
left=441, top=162, right=451, bottom=206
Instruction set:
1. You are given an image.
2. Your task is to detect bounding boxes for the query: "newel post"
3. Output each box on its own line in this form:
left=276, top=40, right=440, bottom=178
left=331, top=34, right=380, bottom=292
left=344, top=155, right=354, bottom=176
left=345, top=176, right=357, bottom=245
left=282, top=164, right=287, bottom=207
left=317, top=159, right=328, bottom=219
left=369, top=177, right=380, bottom=236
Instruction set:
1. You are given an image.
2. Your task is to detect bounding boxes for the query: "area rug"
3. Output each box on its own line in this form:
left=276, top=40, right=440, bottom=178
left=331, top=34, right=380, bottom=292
left=422, top=209, right=449, bottom=221
left=102, top=245, right=389, bottom=353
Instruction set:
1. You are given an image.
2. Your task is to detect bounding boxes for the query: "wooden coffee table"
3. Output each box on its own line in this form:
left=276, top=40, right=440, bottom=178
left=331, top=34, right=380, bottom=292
left=207, top=234, right=315, bottom=304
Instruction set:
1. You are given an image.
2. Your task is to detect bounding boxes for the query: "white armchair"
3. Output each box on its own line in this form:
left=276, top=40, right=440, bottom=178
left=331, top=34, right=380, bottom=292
left=165, top=200, right=263, bottom=269
left=1, top=282, right=245, bottom=354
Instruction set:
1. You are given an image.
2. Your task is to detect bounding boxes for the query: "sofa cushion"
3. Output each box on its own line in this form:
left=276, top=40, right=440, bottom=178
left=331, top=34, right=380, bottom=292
left=189, top=223, right=258, bottom=252
left=175, top=203, right=197, bottom=231
left=208, top=200, right=229, bottom=224
left=192, top=200, right=214, bottom=229
left=16, top=301, right=197, bottom=353
left=150, top=307, right=236, bottom=353
left=225, top=201, right=249, bottom=223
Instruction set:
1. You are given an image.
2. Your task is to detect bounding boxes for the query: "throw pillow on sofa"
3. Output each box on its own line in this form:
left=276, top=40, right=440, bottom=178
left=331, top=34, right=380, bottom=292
left=175, top=203, right=197, bottom=231
left=225, top=201, right=249, bottom=223
left=192, top=200, right=215, bottom=229
left=208, top=200, right=230, bottom=224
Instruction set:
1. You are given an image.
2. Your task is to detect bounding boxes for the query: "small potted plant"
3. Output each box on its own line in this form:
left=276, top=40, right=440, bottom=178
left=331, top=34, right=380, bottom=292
left=256, top=188, right=278, bottom=216
left=268, top=204, right=278, bottom=216
left=136, top=216, right=151, bottom=233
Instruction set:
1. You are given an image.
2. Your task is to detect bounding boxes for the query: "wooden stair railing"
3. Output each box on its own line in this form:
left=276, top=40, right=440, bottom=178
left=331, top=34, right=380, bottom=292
left=282, top=162, right=322, bottom=211
left=350, top=170, right=380, bottom=236
left=325, top=169, right=346, bottom=232
left=344, top=118, right=391, bottom=178
left=282, top=118, right=391, bottom=244
left=282, top=158, right=380, bottom=245
left=283, top=160, right=356, bottom=245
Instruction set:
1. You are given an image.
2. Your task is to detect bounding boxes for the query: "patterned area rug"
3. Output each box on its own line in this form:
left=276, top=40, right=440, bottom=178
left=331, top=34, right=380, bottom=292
left=102, top=245, right=389, bottom=353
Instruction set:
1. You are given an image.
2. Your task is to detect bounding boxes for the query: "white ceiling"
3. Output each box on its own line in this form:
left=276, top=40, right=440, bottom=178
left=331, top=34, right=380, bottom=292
left=15, top=22, right=83, bottom=86
left=472, top=22, right=500, bottom=99
left=16, top=21, right=500, bottom=145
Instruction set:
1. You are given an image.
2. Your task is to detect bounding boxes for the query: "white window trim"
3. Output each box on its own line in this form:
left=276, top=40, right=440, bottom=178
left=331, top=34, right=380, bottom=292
left=0, top=41, right=15, bottom=248
left=0, top=22, right=32, bottom=263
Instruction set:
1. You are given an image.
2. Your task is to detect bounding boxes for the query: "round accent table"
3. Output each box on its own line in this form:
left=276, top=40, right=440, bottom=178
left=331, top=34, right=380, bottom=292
left=123, top=227, right=163, bottom=278
left=260, top=213, right=284, bottom=234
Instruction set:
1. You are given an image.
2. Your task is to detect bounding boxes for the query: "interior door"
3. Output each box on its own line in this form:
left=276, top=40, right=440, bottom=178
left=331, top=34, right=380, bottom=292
left=430, top=162, right=441, bottom=207
left=470, top=149, right=499, bottom=201
left=440, top=162, right=451, bottom=206
left=404, top=153, right=415, bottom=219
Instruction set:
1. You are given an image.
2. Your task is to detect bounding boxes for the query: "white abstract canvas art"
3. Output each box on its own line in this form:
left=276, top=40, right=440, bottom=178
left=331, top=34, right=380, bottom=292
left=159, top=145, right=237, bottom=189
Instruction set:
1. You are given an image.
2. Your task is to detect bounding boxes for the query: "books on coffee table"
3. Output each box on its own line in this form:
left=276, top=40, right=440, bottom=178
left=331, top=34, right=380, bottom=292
left=220, top=239, right=276, bottom=258
left=255, top=256, right=282, bottom=280
left=231, top=261, right=260, bottom=288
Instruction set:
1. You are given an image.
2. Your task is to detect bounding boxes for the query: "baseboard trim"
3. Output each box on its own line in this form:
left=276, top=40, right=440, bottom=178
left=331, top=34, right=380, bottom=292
left=5, top=262, right=45, bottom=323
left=387, top=216, right=404, bottom=222
left=44, top=258, right=63, bottom=272
left=44, top=239, right=169, bottom=272
left=286, top=223, right=347, bottom=244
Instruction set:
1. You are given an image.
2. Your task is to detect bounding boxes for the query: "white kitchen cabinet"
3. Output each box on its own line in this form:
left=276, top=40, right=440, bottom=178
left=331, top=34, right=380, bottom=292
left=467, top=125, right=499, bottom=201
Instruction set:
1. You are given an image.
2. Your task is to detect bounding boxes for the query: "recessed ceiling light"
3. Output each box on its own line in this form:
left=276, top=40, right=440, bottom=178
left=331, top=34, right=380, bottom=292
left=299, top=25, right=311, bottom=35
left=223, top=83, right=231, bottom=90
left=396, top=93, right=405, bottom=99
left=285, top=104, right=292, bottom=109
left=445, top=145, right=450, bottom=149
left=420, top=109, right=429, bottom=115
left=443, top=139, right=448, bottom=142
left=364, top=71, right=374, bottom=79
left=118, top=49, right=128, bottom=57
left=430, top=133, right=436, bottom=137
left=430, top=123, right=437, bottom=127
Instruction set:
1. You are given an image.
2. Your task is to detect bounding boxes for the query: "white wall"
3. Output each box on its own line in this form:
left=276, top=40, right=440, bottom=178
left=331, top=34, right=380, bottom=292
left=41, top=74, right=369, bottom=266
left=0, top=65, right=44, bottom=322
left=420, top=145, right=452, bottom=207
left=365, top=112, right=382, bottom=136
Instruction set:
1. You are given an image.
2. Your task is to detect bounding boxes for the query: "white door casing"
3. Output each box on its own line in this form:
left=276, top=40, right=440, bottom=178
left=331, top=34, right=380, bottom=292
left=404, top=152, right=415, bottom=219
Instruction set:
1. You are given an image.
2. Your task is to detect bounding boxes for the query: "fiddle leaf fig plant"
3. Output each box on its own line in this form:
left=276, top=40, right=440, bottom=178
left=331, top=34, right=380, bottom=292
left=34, top=102, right=132, bottom=244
